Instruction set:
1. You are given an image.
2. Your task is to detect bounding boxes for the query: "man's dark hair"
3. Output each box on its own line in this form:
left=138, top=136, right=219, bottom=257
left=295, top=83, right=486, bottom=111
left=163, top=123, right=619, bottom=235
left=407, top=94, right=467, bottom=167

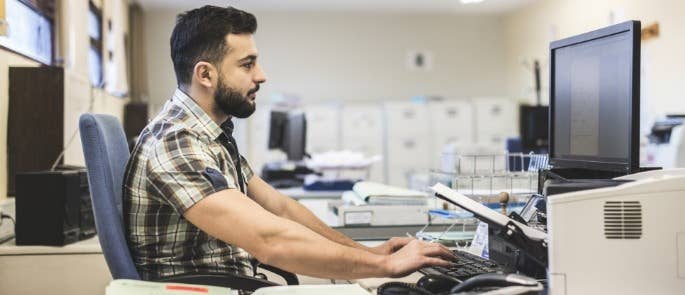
left=170, top=6, right=257, bottom=86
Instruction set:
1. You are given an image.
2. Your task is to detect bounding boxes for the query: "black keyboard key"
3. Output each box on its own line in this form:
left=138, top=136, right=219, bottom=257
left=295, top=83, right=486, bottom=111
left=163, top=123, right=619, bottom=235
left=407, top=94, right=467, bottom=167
left=420, top=250, right=504, bottom=281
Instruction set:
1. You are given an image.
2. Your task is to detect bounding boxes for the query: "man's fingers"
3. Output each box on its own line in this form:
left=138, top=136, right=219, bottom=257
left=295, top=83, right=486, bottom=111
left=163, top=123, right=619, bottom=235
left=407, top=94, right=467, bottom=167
left=422, top=257, right=452, bottom=268
left=421, top=243, right=458, bottom=261
left=391, top=237, right=414, bottom=246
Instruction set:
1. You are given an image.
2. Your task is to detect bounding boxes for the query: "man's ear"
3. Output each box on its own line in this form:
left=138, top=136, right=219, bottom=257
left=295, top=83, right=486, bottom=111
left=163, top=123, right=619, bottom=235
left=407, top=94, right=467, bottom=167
left=193, top=62, right=216, bottom=88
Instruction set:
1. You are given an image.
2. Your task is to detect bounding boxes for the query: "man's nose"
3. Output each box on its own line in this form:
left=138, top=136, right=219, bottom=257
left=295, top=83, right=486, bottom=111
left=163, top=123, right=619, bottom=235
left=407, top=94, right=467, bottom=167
left=254, top=63, right=266, bottom=84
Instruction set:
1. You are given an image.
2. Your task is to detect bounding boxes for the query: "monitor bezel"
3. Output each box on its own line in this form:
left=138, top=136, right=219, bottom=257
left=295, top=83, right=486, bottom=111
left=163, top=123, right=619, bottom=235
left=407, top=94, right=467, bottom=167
left=549, top=20, right=641, bottom=174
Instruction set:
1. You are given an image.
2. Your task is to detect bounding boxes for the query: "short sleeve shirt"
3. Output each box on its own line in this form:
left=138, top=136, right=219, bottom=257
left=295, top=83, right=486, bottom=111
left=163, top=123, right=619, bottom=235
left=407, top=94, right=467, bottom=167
left=123, top=89, right=255, bottom=280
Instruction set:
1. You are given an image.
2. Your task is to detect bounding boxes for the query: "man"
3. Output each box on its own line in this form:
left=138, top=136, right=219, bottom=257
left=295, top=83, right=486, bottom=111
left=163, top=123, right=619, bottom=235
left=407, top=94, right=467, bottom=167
left=123, top=5, right=455, bottom=281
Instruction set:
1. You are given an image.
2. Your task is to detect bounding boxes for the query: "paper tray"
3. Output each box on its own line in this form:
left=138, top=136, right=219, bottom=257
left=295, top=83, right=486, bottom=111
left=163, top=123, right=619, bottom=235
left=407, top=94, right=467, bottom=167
left=430, top=183, right=547, bottom=241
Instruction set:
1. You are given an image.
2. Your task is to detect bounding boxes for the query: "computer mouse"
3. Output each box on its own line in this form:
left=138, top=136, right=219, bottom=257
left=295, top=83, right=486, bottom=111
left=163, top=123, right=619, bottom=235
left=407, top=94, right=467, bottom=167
left=416, top=274, right=461, bottom=294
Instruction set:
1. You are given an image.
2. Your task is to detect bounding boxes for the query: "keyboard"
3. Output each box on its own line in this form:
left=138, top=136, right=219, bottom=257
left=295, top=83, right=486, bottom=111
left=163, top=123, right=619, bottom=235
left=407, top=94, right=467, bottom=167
left=420, top=250, right=504, bottom=282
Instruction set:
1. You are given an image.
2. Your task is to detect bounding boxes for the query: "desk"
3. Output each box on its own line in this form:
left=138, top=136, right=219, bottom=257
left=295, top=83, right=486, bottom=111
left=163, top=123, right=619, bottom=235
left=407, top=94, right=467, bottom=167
left=0, top=236, right=111, bottom=295
left=0, top=193, right=453, bottom=295
left=0, top=235, right=415, bottom=295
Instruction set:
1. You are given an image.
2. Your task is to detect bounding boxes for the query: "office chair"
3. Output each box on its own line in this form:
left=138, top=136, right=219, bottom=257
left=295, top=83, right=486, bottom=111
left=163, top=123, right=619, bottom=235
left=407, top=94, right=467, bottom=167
left=78, top=113, right=298, bottom=291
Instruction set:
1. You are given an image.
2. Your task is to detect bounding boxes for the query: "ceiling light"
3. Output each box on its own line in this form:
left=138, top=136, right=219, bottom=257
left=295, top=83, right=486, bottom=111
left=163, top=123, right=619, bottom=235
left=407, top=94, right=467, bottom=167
left=460, top=0, right=485, bottom=4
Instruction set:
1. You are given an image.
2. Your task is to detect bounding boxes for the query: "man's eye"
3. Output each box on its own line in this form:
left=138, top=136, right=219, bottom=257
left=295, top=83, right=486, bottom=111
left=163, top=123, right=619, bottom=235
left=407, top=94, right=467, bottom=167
left=242, top=63, right=254, bottom=69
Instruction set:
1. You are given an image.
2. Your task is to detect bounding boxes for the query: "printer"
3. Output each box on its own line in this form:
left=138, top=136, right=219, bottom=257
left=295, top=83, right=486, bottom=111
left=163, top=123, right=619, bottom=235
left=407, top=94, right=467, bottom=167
left=331, top=182, right=430, bottom=227
left=547, top=169, right=685, bottom=294
left=645, top=115, right=685, bottom=169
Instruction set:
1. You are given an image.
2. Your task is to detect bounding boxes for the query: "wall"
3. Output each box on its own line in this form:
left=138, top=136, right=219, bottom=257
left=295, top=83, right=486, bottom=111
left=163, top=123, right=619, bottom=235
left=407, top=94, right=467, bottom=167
left=0, top=0, right=129, bottom=199
left=144, top=10, right=508, bottom=109
left=59, top=0, right=129, bottom=167
left=143, top=9, right=511, bottom=169
left=503, top=0, right=685, bottom=134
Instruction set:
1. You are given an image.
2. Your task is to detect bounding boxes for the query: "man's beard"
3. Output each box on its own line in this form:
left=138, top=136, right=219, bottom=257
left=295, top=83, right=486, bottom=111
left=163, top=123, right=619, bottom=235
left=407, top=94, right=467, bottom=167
left=214, top=76, right=258, bottom=119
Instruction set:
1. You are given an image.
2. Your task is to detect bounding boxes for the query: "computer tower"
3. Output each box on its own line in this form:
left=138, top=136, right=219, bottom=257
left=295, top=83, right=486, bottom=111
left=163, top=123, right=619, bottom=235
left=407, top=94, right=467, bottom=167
left=519, top=105, right=548, bottom=153
left=14, top=169, right=96, bottom=246
left=77, top=170, right=97, bottom=239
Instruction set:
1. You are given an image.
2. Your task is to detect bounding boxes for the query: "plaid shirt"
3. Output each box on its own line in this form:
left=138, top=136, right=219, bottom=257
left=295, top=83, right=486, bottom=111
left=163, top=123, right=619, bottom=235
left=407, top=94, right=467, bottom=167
left=123, top=89, right=255, bottom=280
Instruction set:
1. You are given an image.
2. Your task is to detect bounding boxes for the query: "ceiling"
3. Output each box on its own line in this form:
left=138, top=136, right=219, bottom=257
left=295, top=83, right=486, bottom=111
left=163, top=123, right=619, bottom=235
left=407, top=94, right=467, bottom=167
left=135, top=0, right=538, bottom=14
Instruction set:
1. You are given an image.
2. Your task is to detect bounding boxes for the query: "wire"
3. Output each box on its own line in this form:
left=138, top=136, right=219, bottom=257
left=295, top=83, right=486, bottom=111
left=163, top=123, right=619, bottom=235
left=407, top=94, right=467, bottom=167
left=0, top=213, right=15, bottom=226
left=49, top=83, right=98, bottom=171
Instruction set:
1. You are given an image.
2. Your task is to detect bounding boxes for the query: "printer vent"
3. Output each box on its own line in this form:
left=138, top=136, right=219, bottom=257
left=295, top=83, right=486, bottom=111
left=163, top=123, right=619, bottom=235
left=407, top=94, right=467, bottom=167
left=604, top=201, right=642, bottom=239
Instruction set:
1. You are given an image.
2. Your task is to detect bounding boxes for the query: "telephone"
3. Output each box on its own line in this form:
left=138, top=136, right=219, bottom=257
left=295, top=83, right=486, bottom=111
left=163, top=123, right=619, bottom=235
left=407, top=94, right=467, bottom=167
left=377, top=273, right=543, bottom=295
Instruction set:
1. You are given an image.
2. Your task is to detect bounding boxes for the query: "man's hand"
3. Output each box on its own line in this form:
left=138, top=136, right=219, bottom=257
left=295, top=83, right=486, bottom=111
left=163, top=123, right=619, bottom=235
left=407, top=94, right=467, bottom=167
left=368, top=237, right=415, bottom=255
left=382, top=239, right=458, bottom=278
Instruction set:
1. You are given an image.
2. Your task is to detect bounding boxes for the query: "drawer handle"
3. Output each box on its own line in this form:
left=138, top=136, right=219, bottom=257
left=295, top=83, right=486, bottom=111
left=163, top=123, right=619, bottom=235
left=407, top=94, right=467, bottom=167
left=403, top=110, right=415, bottom=119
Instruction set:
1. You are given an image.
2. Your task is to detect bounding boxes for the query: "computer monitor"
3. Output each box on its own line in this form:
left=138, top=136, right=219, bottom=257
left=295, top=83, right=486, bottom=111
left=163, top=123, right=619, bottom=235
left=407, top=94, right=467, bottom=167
left=268, top=110, right=307, bottom=161
left=268, top=110, right=288, bottom=150
left=549, top=20, right=641, bottom=174
left=520, top=105, right=549, bottom=153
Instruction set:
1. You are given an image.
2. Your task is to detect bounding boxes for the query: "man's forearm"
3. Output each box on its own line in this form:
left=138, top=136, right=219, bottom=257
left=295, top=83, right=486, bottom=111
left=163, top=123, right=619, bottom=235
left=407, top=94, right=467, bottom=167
left=282, top=198, right=370, bottom=252
left=262, top=220, right=389, bottom=279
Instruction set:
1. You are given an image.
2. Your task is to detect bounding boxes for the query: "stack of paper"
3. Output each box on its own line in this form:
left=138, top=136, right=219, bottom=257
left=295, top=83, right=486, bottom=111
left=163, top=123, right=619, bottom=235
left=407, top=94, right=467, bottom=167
left=106, top=279, right=236, bottom=295
left=352, top=181, right=428, bottom=205
left=254, top=284, right=371, bottom=295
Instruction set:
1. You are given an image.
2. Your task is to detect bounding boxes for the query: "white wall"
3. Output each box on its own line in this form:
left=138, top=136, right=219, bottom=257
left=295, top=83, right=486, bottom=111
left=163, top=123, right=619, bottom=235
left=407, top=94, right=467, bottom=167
left=145, top=11, right=508, bottom=109
left=254, top=12, right=508, bottom=103
left=143, top=9, right=510, bottom=170
left=59, top=0, right=130, bottom=167
left=503, top=0, right=685, bottom=134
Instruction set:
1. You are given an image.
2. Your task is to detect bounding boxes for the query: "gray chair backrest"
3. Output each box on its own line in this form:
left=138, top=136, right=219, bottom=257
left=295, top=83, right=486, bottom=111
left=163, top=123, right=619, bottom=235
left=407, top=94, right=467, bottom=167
left=79, top=113, right=140, bottom=279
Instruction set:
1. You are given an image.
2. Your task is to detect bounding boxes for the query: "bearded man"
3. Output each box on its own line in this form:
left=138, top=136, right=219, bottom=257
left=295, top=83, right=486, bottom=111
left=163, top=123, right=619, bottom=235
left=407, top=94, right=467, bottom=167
left=123, top=5, right=455, bottom=282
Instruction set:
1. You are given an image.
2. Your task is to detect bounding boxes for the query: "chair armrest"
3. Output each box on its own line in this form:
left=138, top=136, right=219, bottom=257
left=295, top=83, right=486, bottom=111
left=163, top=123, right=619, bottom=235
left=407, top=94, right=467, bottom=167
left=156, top=272, right=279, bottom=291
left=258, top=264, right=299, bottom=285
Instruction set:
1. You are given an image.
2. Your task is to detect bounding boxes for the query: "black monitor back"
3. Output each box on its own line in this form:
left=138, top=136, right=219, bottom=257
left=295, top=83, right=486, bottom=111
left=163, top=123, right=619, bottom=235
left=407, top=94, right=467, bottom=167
left=520, top=105, right=549, bottom=153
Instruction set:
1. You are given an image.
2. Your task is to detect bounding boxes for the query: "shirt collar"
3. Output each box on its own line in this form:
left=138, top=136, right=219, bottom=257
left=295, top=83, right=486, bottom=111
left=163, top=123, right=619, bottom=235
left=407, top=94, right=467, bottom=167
left=220, top=120, right=235, bottom=137
left=171, top=88, right=225, bottom=140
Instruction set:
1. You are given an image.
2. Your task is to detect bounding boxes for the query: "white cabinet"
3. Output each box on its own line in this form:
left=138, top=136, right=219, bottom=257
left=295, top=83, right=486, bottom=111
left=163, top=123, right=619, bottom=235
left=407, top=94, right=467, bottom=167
left=244, top=98, right=520, bottom=188
left=384, top=102, right=431, bottom=136
left=0, top=236, right=111, bottom=295
left=341, top=104, right=385, bottom=182
left=473, top=98, right=518, bottom=149
left=383, top=102, right=432, bottom=186
left=304, top=104, right=340, bottom=154
left=428, top=100, right=475, bottom=168
left=385, top=134, right=432, bottom=186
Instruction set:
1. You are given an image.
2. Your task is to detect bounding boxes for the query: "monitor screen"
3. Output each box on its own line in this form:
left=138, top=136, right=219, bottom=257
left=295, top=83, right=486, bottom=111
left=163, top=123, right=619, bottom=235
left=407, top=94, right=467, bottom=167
left=550, top=21, right=640, bottom=173
left=268, top=110, right=288, bottom=150
left=267, top=110, right=307, bottom=161
left=283, top=112, right=306, bottom=161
